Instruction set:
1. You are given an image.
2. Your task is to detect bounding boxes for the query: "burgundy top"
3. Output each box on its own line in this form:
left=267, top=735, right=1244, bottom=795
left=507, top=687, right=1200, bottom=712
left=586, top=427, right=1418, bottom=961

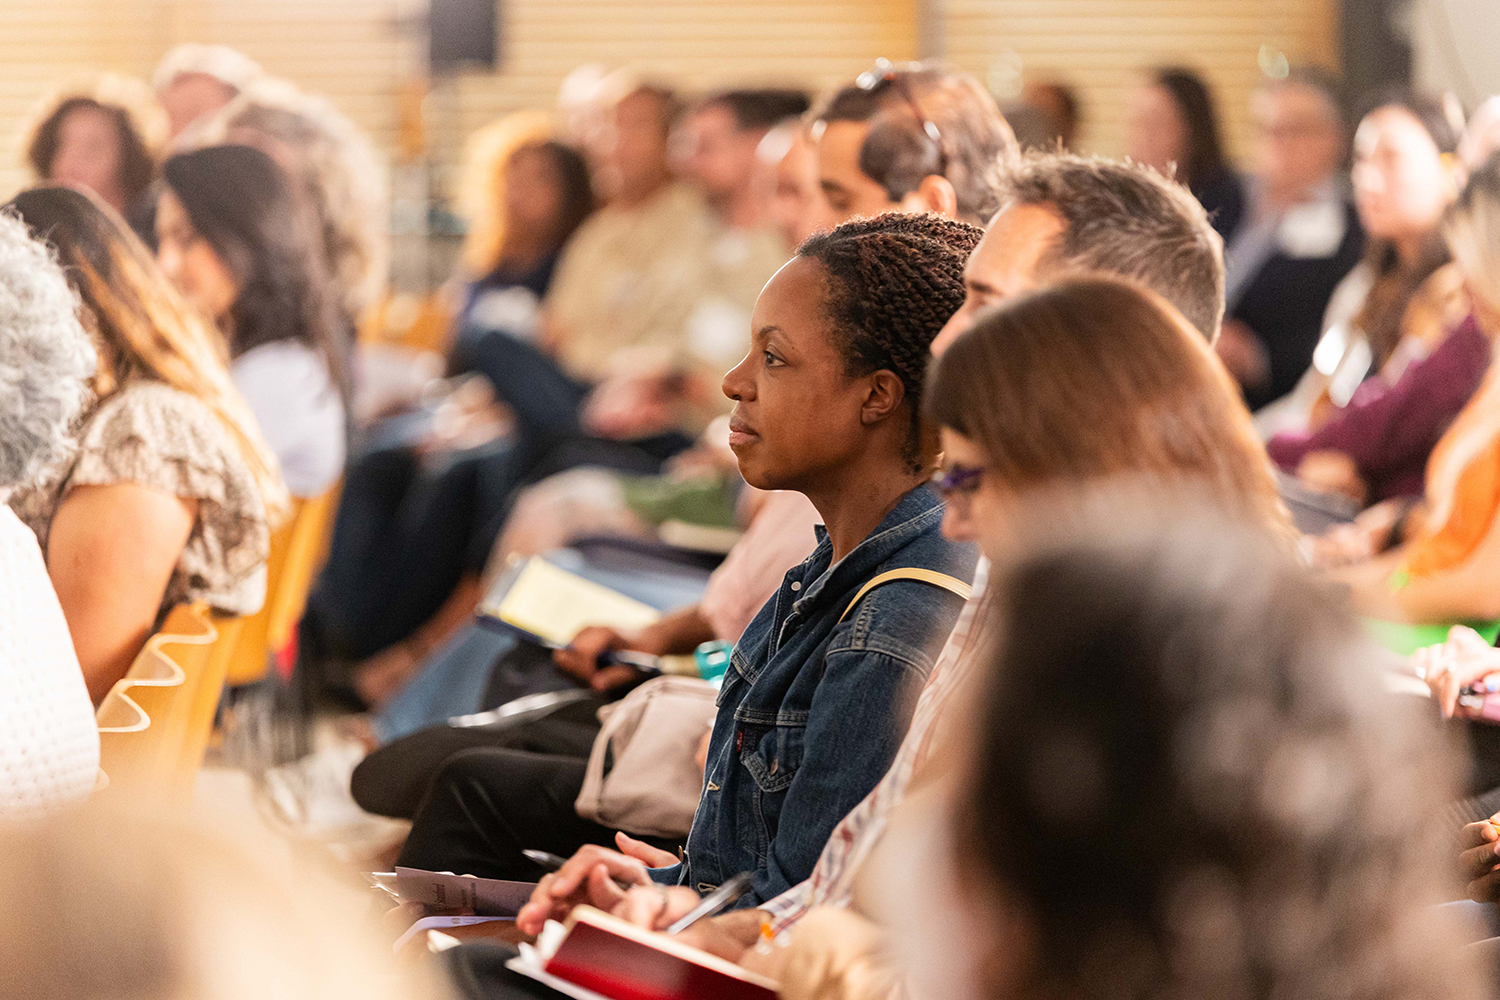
left=1268, top=314, right=1493, bottom=502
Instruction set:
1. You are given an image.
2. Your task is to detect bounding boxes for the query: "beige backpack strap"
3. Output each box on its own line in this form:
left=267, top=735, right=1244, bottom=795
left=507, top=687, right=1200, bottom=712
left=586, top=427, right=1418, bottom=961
left=839, top=568, right=973, bottom=623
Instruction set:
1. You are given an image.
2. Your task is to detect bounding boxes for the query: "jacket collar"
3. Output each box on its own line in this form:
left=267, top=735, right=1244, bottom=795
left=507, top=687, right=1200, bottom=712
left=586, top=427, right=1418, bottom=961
left=790, top=485, right=946, bottom=619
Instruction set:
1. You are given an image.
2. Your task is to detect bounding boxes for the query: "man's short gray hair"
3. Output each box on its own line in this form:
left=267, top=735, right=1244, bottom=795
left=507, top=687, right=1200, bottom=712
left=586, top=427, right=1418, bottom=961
left=0, top=211, right=95, bottom=490
left=1000, top=152, right=1226, bottom=342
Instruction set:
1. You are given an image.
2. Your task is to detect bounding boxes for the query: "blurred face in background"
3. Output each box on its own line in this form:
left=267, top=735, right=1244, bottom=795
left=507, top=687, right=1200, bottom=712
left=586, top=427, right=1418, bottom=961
left=49, top=105, right=125, bottom=211
left=155, top=189, right=239, bottom=323
left=679, top=103, right=762, bottom=207
left=504, top=145, right=566, bottom=236
left=1250, top=81, right=1345, bottom=207
left=757, top=128, right=822, bottom=250
left=1353, top=105, right=1455, bottom=244
left=1126, top=82, right=1187, bottom=177
left=595, top=89, right=673, bottom=204
left=159, top=72, right=237, bottom=141
left=813, top=119, right=903, bottom=227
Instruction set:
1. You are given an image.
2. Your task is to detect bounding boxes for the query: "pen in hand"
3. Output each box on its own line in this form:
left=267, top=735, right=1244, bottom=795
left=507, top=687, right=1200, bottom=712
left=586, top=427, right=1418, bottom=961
left=523, top=849, right=640, bottom=893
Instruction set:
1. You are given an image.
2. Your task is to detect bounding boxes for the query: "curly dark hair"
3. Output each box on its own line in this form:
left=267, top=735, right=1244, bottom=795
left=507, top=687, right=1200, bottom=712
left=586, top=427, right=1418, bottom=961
left=797, top=212, right=982, bottom=469
left=28, top=97, right=156, bottom=209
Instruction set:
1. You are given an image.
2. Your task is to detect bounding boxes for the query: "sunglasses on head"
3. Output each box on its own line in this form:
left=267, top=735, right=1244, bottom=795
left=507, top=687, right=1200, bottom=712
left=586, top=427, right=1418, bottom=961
left=856, top=58, right=948, bottom=175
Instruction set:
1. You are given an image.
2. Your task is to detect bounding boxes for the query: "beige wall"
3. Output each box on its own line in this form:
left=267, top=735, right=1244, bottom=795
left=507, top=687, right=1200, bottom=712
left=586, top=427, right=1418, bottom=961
left=941, top=0, right=1339, bottom=162
left=0, top=0, right=1336, bottom=201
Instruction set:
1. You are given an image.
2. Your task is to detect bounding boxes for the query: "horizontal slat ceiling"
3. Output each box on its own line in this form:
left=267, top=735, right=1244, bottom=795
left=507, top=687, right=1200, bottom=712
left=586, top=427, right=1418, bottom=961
left=942, top=0, right=1338, bottom=162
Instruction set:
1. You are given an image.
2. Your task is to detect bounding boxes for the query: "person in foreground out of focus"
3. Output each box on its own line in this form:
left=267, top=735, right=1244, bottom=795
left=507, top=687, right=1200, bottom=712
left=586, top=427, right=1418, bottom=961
left=0, top=210, right=101, bottom=816
left=6, top=187, right=284, bottom=702
left=157, top=144, right=349, bottom=499
left=858, top=500, right=1483, bottom=1000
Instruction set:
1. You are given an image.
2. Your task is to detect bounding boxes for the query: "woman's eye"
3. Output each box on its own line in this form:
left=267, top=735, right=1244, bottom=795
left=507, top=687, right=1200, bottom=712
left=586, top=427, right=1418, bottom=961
left=763, top=350, right=784, bottom=367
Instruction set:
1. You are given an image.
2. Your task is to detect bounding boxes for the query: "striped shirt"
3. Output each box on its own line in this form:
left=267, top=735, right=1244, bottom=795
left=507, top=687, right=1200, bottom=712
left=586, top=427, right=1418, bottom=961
left=760, top=558, right=991, bottom=933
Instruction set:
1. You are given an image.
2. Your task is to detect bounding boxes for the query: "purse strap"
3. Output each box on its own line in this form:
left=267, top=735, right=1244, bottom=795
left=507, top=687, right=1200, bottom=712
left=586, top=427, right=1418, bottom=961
left=839, top=568, right=973, bottom=623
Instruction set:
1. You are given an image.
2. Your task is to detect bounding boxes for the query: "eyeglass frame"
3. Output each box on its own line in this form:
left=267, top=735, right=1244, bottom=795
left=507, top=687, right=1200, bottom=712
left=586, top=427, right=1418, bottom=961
left=855, top=58, right=948, bottom=177
left=931, top=463, right=985, bottom=497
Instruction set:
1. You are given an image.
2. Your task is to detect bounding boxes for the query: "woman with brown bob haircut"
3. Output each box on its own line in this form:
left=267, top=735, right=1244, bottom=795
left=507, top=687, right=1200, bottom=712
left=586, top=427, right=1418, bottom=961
left=925, top=275, right=1289, bottom=550
left=26, top=89, right=158, bottom=216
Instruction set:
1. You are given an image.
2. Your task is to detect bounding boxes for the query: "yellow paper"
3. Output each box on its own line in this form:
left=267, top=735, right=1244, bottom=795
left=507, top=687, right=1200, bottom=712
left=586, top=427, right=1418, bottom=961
left=483, top=557, right=661, bottom=647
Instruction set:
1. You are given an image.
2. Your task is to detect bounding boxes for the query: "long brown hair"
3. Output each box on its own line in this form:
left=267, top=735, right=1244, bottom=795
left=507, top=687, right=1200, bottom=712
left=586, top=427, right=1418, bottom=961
left=7, top=186, right=289, bottom=524
left=925, top=276, right=1288, bottom=535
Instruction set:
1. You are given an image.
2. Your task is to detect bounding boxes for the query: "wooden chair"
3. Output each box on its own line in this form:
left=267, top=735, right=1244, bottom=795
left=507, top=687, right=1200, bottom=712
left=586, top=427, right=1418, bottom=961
left=95, top=604, right=243, bottom=796
left=224, top=483, right=341, bottom=687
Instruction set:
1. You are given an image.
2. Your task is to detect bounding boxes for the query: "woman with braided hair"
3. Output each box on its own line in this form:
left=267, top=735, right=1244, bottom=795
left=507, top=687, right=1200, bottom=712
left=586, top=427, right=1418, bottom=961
left=392, top=215, right=979, bottom=935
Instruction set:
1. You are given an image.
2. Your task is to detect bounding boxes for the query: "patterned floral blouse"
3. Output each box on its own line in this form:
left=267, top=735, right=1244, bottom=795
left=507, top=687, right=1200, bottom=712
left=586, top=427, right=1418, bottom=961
left=9, top=379, right=270, bottom=619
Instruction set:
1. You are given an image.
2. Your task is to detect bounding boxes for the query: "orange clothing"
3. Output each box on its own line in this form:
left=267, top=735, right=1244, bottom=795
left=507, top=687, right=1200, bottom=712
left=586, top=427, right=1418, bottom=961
left=1404, top=365, right=1500, bottom=577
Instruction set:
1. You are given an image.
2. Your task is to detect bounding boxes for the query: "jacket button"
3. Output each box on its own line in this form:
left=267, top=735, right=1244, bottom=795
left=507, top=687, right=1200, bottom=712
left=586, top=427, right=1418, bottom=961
left=790, top=580, right=801, bottom=591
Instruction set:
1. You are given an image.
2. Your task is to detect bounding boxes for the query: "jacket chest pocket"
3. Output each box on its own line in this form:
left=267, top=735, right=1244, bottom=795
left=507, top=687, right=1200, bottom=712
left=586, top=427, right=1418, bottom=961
left=738, top=723, right=805, bottom=844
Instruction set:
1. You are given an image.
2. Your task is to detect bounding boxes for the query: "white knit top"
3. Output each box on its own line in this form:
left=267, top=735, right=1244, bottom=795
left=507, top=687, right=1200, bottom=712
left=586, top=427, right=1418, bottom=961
left=0, top=504, right=99, bottom=815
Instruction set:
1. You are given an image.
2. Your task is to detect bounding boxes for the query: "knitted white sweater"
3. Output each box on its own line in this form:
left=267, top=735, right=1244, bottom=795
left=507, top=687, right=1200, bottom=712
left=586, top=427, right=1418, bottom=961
left=0, top=504, right=98, bottom=814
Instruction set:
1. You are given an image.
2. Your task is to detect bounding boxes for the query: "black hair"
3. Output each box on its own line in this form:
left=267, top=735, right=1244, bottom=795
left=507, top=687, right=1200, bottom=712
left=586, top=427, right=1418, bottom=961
left=161, top=144, right=348, bottom=402
left=1150, top=67, right=1230, bottom=191
left=27, top=96, right=156, bottom=209
left=796, top=212, right=982, bottom=469
left=703, top=89, right=811, bottom=131
left=506, top=140, right=595, bottom=260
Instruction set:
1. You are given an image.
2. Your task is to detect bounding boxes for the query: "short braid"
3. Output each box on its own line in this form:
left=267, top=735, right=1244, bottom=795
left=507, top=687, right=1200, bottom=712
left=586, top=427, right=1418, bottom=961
left=798, top=213, right=982, bottom=467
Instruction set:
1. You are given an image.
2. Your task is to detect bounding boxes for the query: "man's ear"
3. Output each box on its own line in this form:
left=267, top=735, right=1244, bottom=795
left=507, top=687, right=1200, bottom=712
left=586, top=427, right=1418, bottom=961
left=899, top=175, right=959, bottom=219
left=860, top=370, right=908, bottom=425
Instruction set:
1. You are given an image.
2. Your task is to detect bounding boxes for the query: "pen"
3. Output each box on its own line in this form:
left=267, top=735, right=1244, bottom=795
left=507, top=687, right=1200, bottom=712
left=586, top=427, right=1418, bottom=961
left=666, top=871, right=755, bottom=934
left=523, top=849, right=639, bottom=893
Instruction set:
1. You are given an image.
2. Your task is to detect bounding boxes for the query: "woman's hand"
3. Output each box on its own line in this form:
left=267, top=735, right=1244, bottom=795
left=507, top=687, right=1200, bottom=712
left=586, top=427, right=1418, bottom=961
left=1295, top=449, right=1368, bottom=505
left=553, top=626, right=635, bottom=685
left=515, top=834, right=674, bottom=936
left=1306, top=500, right=1405, bottom=569
left=1414, top=626, right=1500, bottom=718
left=612, top=885, right=703, bottom=930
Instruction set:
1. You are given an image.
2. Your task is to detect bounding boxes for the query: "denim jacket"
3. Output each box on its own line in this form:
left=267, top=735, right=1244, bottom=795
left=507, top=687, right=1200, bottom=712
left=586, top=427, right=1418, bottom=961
left=651, top=486, right=976, bottom=905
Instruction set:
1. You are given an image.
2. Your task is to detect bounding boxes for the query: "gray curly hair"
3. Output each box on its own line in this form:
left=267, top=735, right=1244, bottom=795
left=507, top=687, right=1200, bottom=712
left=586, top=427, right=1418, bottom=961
left=0, top=211, right=95, bottom=490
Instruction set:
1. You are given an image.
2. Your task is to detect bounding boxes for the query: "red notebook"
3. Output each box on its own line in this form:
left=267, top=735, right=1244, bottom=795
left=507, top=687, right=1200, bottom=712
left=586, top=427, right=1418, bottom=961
left=506, top=906, right=778, bottom=1000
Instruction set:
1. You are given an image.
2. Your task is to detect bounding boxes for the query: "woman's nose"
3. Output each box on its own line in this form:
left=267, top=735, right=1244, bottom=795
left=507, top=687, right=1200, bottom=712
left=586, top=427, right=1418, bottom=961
left=722, top=355, right=752, bottom=401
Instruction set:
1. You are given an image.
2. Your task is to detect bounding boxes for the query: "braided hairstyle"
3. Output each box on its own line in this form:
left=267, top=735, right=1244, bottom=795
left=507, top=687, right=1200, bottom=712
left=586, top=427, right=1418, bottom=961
left=797, top=212, right=983, bottom=470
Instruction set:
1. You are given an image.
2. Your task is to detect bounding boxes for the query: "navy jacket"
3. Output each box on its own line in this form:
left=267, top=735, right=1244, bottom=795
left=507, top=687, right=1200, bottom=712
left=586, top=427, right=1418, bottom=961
left=653, top=486, right=976, bottom=905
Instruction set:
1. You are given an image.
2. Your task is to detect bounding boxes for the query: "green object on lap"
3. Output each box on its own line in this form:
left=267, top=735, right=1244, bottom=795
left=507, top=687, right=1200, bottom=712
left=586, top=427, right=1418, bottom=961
left=1361, top=617, right=1500, bottom=657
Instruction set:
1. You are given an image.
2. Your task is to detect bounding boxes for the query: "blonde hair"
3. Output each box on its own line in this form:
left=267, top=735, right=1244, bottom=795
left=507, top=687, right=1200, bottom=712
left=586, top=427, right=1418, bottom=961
left=9, top=186, right=290, bottom=525
left=1444, top=151, right=1500, bottom=313
left=0, top=802, right=451, bottom=1000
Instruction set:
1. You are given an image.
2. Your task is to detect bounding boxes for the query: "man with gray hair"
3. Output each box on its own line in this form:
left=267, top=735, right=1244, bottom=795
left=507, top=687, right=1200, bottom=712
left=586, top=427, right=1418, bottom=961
left=0, top=210, right=101, bottom=816
left=152, top=43, right=264, bottom=142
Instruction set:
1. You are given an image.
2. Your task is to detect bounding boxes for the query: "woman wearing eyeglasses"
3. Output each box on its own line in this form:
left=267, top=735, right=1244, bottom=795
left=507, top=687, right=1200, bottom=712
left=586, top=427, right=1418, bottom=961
left=928, top=276, right=1290, bottom=553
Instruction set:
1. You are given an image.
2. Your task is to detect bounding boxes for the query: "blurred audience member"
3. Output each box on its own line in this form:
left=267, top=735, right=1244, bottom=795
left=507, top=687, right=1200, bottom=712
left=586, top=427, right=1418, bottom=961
left=25, top=80, right=160, bottom=216
left=158, top=145, right=348, bottom=499
left=151, top=43, right=264, bottom=143
left=8, top=187, right=282, bottom=701
left=1219, top=68, right=1363, bottom=409
left=1019, top=79, right=1080, bottom=149
left=1266, top=95, right=1471, bottom=505
left=1316, top=155, right=1500, bottom=626
left=199, top=78, right=390, bottom=323
left=450, top=140, right=595, bottom=364
left=758, top=121, right=821, bottom=249
left=1127, top=66, right=1244, bottom=240
left=811, top=60, right=1018, bottom=227
left=868, top=505, right=1477, bottom=1000
left=0, top=211, right=100, bottom=815
left=0, top=804, right=452, bottom=1000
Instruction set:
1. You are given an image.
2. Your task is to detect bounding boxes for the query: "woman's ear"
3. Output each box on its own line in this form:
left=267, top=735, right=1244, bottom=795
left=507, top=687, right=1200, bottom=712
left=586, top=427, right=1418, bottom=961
left=899, top=175, right=959, bottom=220
left=859, top=370, right=908, bottom=426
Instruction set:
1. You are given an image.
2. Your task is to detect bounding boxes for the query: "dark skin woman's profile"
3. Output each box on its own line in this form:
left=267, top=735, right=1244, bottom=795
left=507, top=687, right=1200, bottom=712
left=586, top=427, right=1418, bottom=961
left=725, top=255, right=929, bottom=562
